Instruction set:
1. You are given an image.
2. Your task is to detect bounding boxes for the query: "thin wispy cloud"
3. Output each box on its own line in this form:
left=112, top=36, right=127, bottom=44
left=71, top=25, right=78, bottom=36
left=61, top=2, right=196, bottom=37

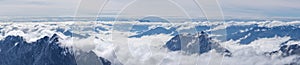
left=0, top=0, right=299, bottom=17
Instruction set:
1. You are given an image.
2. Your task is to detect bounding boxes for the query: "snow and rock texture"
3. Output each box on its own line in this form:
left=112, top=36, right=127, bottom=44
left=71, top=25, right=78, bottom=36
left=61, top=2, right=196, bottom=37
left=0, top=20, right=300, bottom=65
left=165, top=31, right=231, bottom=56
left=225, top=25, right=300, bottom=44
left=129, top=27, right=177, bottom=38
left=265, top=43, right=300, bottom=65
left=0, top=34, right=111, bottom=65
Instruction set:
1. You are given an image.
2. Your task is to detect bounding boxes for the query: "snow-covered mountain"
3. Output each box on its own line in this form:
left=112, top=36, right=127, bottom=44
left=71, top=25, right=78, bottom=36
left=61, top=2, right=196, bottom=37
left=0, top=20, right=300, bottom=65
left=165, top=31, right=231, bottom=56
left=0, top=34, right=111, bottom=65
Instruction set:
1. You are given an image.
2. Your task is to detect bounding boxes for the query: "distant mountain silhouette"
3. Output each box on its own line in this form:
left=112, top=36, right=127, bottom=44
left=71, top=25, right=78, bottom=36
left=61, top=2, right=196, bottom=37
left=129, top=27, right=178, bottom=38
left=138, top=16, right=169, bottom=22
left=224, top=25, right=300, bottom=44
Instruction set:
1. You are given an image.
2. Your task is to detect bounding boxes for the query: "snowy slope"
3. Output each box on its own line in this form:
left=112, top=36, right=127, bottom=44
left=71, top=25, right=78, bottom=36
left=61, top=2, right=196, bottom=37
left=0, top=20, right=300, bottom=65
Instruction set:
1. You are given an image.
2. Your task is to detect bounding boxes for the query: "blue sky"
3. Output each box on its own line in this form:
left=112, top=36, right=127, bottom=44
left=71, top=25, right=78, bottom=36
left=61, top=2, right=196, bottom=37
left=0, top=0, right=299, bottom=18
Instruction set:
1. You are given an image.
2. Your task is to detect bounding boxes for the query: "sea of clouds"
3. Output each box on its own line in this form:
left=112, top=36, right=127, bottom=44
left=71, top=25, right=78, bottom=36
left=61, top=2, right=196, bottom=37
left=0, top=21, right=300, bottom=65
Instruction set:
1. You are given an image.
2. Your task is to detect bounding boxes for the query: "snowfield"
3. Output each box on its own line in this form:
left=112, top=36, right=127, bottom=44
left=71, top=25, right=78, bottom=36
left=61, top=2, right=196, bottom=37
left=1, top=20, right=300, bottom=65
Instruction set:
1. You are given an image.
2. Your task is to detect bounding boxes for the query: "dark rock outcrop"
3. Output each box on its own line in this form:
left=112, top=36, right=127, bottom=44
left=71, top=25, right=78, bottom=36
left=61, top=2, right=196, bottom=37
left=165, top=31, right=231, bottom=56
left=266, top=44, right=300, bottom=65
left=268, top=44, right=300, bottom=57
left=0, top=34, right=111, bottom=65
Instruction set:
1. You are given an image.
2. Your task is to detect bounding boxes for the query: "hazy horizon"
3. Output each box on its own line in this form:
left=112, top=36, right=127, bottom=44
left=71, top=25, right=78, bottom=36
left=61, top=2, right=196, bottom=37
left=1, top=0, right=300, bottom=18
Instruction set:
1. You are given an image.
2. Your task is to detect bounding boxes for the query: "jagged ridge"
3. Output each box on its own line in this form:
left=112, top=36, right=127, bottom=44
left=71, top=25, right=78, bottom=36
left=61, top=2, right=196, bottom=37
left=165, top=31, right=231, bottom=56
left=0, top=34, right=111, bottom=65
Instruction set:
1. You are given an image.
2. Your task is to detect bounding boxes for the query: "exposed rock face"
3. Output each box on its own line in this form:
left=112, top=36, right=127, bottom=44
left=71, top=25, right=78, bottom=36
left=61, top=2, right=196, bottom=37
left=165, top=31, right=231, bottom=56
left=268, top=44, right=300, bottom=57
left=0, top=34, right=111, bottom=65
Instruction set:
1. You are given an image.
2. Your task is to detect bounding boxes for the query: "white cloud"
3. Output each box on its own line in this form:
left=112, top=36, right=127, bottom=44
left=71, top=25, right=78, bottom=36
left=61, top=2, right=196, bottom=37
left=0, top=0, right=299, bottom=17
left=0, top=0, right=79, bottom=16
